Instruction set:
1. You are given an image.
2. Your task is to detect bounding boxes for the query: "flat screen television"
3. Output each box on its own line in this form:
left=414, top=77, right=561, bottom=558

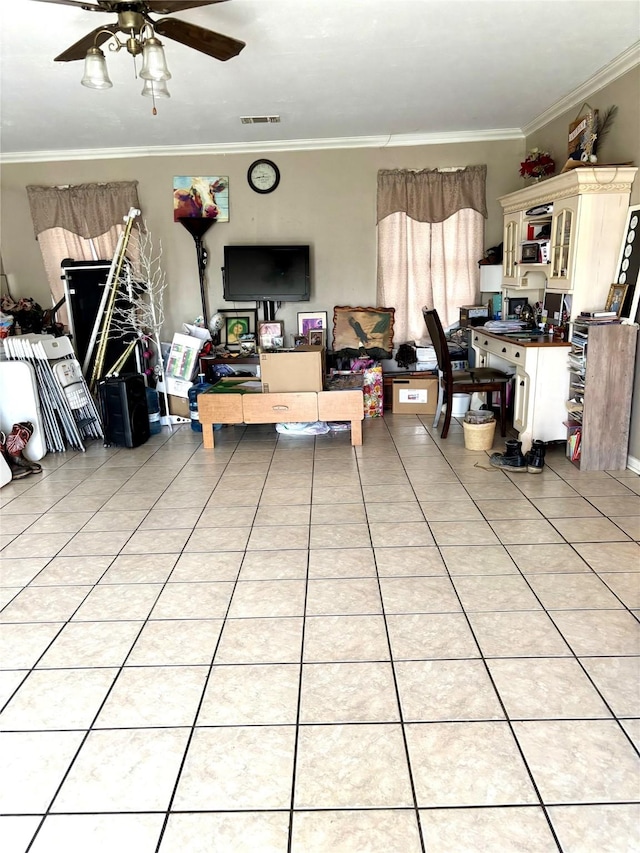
left=223, top=245, right=310, bottom=302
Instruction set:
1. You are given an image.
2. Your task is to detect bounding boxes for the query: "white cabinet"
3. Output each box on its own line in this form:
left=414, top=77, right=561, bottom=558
left=499, top=167, right=637, bottom=317
left=472, top=330, right=571, bottom=451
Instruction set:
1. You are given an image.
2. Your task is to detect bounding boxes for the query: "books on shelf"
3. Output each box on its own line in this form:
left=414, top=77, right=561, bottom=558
left=574, top=316, right=620, bottom=325
left=567, top=429, right=582, bottom=462
left=580, top=311, right=617, bottom=318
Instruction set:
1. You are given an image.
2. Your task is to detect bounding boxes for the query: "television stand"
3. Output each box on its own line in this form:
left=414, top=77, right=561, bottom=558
left=262, top=300, right=277, bottom=321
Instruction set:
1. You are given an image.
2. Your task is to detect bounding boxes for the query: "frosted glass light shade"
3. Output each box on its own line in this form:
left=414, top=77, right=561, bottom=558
left=141, top=79, right=171, bottom=98
left=140, top=38, right=171, bottom=81
left=81, top=47, right=113, bottom=89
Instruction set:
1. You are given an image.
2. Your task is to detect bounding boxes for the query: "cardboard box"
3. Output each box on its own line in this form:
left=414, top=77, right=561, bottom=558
left=260, top=346, right=324, bottom=393
left=392, top=377, right=438, bottom=414
left=168, top=395, right=190, bottom=419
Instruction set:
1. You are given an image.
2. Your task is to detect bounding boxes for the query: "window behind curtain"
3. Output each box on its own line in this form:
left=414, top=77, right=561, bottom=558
left=376, top=166, right=487, bottom=342
left=26, top=181, right=142, bottom=326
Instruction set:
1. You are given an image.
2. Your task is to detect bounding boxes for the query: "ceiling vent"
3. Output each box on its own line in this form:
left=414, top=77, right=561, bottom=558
left=240, top=115, right=281, bottom=124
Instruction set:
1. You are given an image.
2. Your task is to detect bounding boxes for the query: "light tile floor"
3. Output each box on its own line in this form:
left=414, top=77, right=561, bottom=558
left=1, top=415, right=639, bottom=853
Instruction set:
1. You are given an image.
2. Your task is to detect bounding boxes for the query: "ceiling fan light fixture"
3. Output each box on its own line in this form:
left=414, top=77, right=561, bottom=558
left=140, top=37, right=172, bottom=82
left=81, top=46, right=113, bottom=90
left=141, top=79, right=171, bottom=99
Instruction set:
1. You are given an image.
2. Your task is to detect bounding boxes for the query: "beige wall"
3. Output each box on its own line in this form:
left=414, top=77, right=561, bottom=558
left=526, top=66, right=640, bottom=463
left=1, top=140, right=521, bottom=342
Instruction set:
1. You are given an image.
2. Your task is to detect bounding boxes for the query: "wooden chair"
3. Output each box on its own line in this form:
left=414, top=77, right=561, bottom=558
left=423, top=308, right=510, bottom=438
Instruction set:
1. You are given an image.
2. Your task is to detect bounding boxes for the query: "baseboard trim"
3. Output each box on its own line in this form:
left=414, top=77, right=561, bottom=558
left=626, top=454, right=640, bottom=474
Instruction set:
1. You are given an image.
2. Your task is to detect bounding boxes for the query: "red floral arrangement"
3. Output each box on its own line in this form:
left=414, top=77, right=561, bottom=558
left=519, top=149, right=555, bottom=179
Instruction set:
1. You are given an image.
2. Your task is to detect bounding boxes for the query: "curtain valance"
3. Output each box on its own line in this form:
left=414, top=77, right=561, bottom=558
left=26, top=181, right=141, bottom=238
left=376, top=165, right=487, bottom=224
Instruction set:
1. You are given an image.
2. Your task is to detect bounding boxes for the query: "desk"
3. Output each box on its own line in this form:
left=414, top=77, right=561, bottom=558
left=198, top=389, right=364, bottom=448
left=471, top=330, right=571, bottom=451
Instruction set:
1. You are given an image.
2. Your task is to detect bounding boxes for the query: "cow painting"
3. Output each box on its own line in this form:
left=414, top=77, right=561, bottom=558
left=173, top=176, right=229, bottom=222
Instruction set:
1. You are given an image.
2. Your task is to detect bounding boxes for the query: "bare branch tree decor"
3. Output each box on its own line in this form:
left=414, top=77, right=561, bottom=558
left=104, top=222, right=172, bottom=427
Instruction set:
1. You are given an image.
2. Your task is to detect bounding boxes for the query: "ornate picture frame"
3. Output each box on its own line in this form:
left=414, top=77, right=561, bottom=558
left=332, top=306, right=395, bottom=357
left=217, top=307, right=257, bottom=350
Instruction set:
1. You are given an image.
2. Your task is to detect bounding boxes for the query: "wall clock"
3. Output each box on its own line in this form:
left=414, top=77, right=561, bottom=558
left=247, top=159, right=280, bottom=194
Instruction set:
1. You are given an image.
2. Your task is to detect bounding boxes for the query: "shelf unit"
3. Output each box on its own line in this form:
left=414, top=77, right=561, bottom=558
left=498, top=167, right=637, bottom=317
left=565, top=321, right=638, bottom=470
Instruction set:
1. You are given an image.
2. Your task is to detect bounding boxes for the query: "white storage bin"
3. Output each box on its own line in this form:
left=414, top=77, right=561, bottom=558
left=451, top=393, right=471, bottom=417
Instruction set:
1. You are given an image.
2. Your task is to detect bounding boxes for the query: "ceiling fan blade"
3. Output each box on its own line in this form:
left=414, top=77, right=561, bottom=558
left=145, top=0, right=229, bottom=13
left=154, top=17, right=245, bottom=61
left=54, top=24, right=120, bottom=62
left=30, top=0, right=105, bottom=10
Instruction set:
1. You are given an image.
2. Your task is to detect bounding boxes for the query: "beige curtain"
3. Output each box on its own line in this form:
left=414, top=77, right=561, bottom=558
left=376, top=166, right=486, bottom=342
left=27, top=181, right=140, bottom=239
left=26, top=182, right=142, bottom=325
left=36, top=227, right=125, bottom=325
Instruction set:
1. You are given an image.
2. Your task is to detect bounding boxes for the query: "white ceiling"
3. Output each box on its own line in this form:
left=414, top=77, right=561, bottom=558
left=1, top=0, right=639, bottom=161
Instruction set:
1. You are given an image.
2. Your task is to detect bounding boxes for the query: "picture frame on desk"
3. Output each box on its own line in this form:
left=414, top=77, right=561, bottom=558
left=217, top=308, right=258, bottom=350
left=604, top=283, right=628, bottom=318
left=507, top=297, right=528, bottom=319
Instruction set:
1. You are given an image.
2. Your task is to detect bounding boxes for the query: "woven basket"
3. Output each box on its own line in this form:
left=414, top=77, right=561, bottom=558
left=463, top=419, right=496, bottom=451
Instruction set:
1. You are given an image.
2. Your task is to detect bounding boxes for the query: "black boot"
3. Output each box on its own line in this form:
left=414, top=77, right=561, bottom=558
left=490, top=438, right=527, bottom=473
left=526, top=440, right=546, bottom=474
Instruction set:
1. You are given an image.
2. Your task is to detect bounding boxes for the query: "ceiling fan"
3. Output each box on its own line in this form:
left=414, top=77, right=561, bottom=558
left=31, top=0, right=246, bottom=64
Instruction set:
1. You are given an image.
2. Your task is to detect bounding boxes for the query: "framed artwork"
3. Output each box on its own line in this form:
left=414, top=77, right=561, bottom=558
left=297, top=311, right=328, bottom=336
left=332, top=306, right=395, bottom=357
left=258, top=320, right=284, bottom=349
left=173, top=176, right=229, bottom=222
left=293, top=334, right=307, bottom=348
left=217, top=308, right=257, bottom=350
left=567, top=107, right=598, bottom=165
left=604, top=283, right=628, bottom=317
left=307, top=329, right=325, bottom=347
left=613, top=204, right=640, bottom=322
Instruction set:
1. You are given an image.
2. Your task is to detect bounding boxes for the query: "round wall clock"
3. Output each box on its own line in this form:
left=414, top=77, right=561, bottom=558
left=247, top=159, right=280, bottom=194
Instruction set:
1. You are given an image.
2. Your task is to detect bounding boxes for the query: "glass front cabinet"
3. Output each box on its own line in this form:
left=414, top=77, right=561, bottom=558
left=548, top=197, right=579, bottom=291
left=502, top=211, right=522, bottom=285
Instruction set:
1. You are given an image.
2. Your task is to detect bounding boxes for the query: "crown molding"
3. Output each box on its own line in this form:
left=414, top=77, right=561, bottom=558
left=523, top=41, right=640, bottom=136
left=0, top=128, right=524, bottom=165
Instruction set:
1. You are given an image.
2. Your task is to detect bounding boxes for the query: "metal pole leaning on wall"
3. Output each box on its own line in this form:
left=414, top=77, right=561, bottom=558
left=87, top=208, right=140, bottom=392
